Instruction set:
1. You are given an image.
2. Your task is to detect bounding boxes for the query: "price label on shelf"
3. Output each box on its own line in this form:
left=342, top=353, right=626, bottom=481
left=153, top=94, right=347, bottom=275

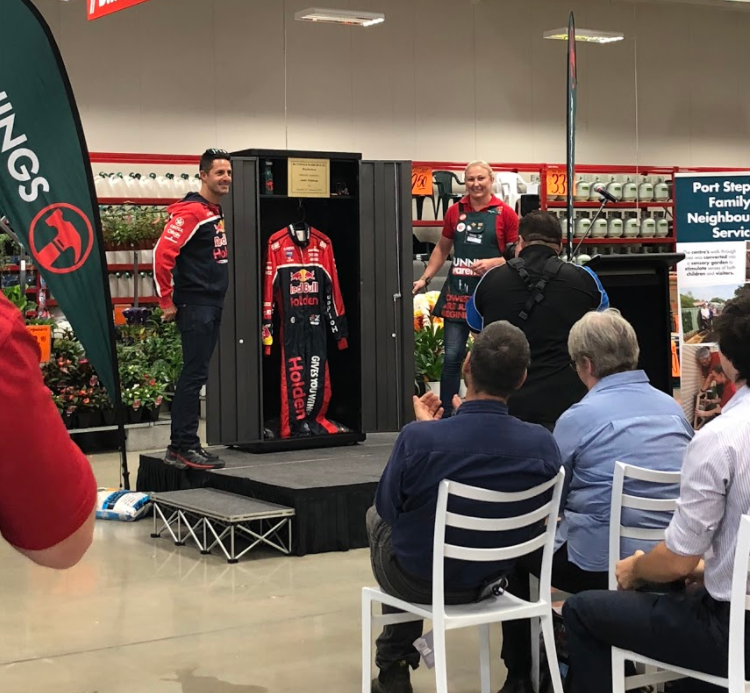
left=412, top=166, right=433, bottom=197
left=546, top=170, right=568, bottom=198
left=26, top=325, right=51, bottom=363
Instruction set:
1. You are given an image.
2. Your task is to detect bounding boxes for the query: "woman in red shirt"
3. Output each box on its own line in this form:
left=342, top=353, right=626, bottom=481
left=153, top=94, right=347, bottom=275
left=412, top=161, right=519, bottom=414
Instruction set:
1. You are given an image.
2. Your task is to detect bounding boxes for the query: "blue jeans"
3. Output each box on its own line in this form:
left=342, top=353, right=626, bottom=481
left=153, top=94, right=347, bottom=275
left=170, top=304, right=222, bottom=451
left=440, top=320, right=470, bottom=415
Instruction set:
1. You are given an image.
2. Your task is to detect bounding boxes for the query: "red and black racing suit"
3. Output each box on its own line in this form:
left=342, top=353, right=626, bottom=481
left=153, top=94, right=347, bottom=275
left=262, top=226, right=348, bottom=438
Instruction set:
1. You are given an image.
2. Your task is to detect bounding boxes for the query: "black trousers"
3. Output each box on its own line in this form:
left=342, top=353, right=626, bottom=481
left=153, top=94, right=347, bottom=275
left=366, top=507, right=481, bottom=670
left=501, top=544, right=608, bottom=677
left=563, top=587, right=750, bottom=693
left=170, top=304, right=222, bottom=451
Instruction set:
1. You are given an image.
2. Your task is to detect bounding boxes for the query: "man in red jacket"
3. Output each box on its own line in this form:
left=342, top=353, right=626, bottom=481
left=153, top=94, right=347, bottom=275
left=0, top=293, right=96, bottom=568
left=153, top=149, right=232, bottom=470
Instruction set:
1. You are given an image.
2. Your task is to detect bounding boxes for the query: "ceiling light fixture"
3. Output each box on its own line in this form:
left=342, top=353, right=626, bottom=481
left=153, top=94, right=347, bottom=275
left=295, top=8, right=386, bottom=27
left=544, top=27, right=624, bottom=44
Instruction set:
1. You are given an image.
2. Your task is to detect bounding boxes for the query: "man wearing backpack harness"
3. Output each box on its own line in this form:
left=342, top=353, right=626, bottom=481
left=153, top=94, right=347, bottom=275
left=466, top=211, right=609, bottom=431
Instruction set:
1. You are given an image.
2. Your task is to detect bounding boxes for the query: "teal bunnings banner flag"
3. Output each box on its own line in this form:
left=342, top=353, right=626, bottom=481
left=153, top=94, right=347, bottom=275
left=0, top=0, right=119, bottom=398
left=566, top=11, right=577, bottom=258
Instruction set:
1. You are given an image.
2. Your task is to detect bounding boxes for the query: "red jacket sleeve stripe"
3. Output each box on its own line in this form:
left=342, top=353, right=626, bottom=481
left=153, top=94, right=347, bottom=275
left=153, top=212, right=202, bottom=308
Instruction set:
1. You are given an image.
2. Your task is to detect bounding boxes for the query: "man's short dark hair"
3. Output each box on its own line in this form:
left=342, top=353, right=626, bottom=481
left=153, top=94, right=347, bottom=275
left=469, top=321, right=530, bottom=398
left=712, top=363, right=724, bottom=375
left=519, top=211, right=563, bottom=245
left=714, top=292, right=750, bottom=382
left=200, top=148, right=231, bottom=174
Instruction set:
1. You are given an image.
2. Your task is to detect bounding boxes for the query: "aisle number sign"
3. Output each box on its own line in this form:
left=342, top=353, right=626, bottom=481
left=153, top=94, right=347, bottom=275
left=26, top=325, right=51, bottom=363
left=546, top=170, right=568, bottom=198
left=412, top=167, right=434, bottom=197
left=87, top=0, right=155, bottom=21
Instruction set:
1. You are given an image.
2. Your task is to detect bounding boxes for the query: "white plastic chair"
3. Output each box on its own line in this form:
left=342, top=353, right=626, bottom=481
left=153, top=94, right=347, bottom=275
left=612, top=513, right=750, bottom=693
left=362, top=469, right=566, bottom=693
left=608, top=462, right=682, bottom=590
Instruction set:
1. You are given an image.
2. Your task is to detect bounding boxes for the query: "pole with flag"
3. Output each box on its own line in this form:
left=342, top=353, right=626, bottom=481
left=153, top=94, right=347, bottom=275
left=566, top=11, right=577, bottom=261
left=0, top=0, right=129, bottom=487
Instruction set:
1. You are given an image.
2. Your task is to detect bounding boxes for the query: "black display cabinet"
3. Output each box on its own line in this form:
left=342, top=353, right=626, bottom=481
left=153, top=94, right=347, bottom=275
left=587, top=253, right=684, bottom=395
left=207, top=149, right=413, bottom=452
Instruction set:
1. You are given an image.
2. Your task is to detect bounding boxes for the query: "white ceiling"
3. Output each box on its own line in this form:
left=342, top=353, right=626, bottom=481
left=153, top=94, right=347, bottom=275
left=613, top=0, right=750, bottom=10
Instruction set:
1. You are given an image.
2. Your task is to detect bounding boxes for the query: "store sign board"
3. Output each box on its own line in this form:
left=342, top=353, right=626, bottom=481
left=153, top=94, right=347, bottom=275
left=0, top=0, right=119, bottom=398
left=411, top=166, right=433, bottom=197
left=673, top=172, right=750, bottom=424
left=288, top=158, right=330, bottom=198
left=546, top=170, right=568, bottom=198
left=27, top=325, right=51, bottom=363
left=87, top=0, right=154, bottom=21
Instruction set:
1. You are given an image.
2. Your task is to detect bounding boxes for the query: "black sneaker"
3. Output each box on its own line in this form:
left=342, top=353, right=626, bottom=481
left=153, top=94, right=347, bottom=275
left=164, top=447, right=225, bottom=470
left=498, top=675, right=535, bottom=693
left=371, top=661, right=412, bottom=693
left=196, top=446, right=222, bottom=463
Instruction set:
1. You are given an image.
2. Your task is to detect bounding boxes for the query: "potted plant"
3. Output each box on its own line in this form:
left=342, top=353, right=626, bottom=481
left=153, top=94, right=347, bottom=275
left=74, top=373, right=110, bottom=429
left=75, top=387, right=103, bottom=429
left=51, top=392, right=77, bottom=430
left=121, top=385, right=144, bottom=424
left=58, top=388, right=79, bottom=429
left=139, top=373, right=166, bottom=422
left=414, top=320, right=445, bottom=396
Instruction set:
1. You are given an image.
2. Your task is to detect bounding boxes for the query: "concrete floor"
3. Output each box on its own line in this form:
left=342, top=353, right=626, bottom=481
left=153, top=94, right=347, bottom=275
left=0, top=450, right=509, bottom=693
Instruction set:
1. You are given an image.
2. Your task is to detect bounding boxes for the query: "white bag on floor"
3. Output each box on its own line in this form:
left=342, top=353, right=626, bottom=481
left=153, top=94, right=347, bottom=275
left=95, top=488, right=151, bottom=521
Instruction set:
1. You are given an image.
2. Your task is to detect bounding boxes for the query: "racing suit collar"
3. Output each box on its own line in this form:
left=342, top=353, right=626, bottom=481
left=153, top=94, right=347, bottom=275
left=287, top=223, right=311, bottom=247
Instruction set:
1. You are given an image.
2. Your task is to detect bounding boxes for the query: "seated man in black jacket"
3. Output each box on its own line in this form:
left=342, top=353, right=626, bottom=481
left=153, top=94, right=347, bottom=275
left=467, top=211, right=608, bottom=430
left=368, top=321, right=562, bottom=693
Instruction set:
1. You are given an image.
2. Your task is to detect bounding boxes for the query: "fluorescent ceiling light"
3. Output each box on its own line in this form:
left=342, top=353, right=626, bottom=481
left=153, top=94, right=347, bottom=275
left=544, top=27, right=625, bottom=44
left=295, top=8, right=385, bottom=27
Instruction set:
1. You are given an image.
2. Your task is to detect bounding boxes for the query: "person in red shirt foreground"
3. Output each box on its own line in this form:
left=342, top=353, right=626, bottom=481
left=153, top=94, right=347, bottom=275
left=412, top=161, right=519, bottom=415
left=0, top=293, right=96, bottom=569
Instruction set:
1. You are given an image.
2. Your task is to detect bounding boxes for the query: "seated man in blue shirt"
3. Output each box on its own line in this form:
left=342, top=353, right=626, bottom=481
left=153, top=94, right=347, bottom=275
left=500, top=309, right=693, bottom=693
left=368, top=321, right=562, bottom=693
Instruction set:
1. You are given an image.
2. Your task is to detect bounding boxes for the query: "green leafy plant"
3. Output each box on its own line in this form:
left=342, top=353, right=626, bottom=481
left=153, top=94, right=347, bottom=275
left=101, top=204, right=168, bottom=249
left=0, top=232, right=10, bottom=269
left=41, top=308, right=180, bottom=425
left=2, top=285, right=36, bottom=313
left=414, top=321, right=445, bottom=384
left=121, top=375, right=166, bottom=411
left=26, top=316, right=57, bottom=327
left=117, top=313, right=182, bottom=390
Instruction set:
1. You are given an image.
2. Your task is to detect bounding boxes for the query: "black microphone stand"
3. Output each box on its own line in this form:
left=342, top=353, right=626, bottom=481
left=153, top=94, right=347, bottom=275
left=570, top=195, right=614, bottom=262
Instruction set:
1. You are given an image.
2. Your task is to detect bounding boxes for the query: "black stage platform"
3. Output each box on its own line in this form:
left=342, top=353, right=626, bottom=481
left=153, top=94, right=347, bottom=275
left=136, top=433, right=397, bottom=556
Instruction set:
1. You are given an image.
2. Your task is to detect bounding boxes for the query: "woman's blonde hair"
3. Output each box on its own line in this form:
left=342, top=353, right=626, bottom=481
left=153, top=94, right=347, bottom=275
left=465, top=160, right=494, bottom=178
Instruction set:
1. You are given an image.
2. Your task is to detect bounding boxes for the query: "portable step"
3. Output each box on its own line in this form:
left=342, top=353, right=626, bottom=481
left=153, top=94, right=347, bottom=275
left=150, top=488, right=295, bottom=563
